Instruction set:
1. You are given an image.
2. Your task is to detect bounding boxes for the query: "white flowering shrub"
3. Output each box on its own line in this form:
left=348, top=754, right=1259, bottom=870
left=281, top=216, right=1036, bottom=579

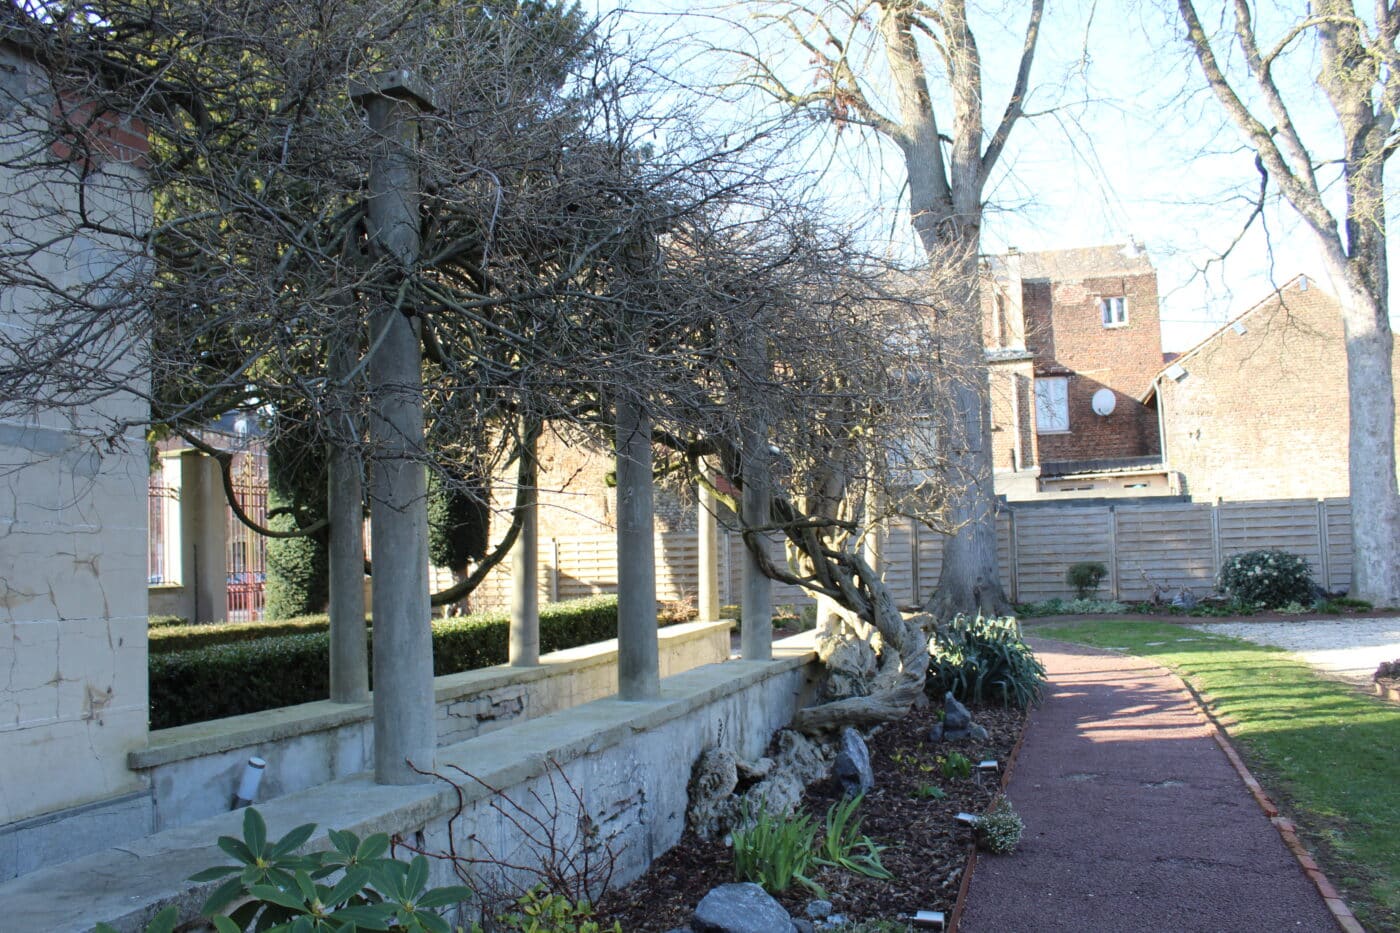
left=1218, top=549, right=1315, bottom=609
left=975, top=798, right=1024, bottom=855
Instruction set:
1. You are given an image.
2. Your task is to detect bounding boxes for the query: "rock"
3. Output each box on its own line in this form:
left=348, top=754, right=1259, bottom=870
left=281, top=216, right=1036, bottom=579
left=943, top=693, right=972, bottom=731
left=688, top=747, right=740, bottom=840
left=692, top=883, right=793, bottom=933
left=970, top=722, right=989, bottom=742
left=928, top=722, right=944, bottom=742
left=805, top=900, right=833, bottom=920
left=832, top=727, right=874, bottom=797
left=791, top=920, right=815, bottom=933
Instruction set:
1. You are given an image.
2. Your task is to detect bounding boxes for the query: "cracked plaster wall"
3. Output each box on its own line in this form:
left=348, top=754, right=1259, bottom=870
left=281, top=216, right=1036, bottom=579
left=0, top=43, right=152, bottom=828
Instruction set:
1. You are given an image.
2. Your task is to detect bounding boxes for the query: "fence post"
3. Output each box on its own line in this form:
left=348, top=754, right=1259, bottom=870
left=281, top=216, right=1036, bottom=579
left=1210, top=500, right=1223, bottom=578
left=550, top=537, right=560, bottom=603
left=1107, top=506, right=1119, bottom=601
left=1013, top=504, right=1024, bottom=599
left=1316, top=499, right=1331, bottom=590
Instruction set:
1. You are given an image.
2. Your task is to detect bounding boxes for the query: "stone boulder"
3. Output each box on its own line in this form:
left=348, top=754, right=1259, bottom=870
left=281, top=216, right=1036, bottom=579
left=692, top=883, right=794, bottom=933
left=832, top=726, right=874, bottom=797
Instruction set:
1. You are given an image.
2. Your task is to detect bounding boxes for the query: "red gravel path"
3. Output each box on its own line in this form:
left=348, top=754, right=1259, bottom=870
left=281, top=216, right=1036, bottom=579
left=959, top=639, right=1339, bottom=933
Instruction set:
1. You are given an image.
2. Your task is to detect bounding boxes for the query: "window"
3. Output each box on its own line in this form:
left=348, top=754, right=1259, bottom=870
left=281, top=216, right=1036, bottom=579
left=1100, top=296, right=1127, bottom=327
left=1035, top=376, right=1069, bottom=433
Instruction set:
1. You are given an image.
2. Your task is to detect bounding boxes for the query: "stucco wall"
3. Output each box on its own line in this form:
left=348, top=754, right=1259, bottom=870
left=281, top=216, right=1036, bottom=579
left=0, top=42, right=152, bottom=833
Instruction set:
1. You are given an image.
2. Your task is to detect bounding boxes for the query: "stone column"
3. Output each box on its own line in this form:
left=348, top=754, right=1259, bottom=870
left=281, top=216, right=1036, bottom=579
left=178, top=450, right=227, bottom=623
left=353, top=71, right=436, bottom=785
left=510, top=434, right=540, bottom=666
left=696, top=460, right=720, bottom=622
left=863, top=481, right=885, bottom=577
left=739, top=333, right=773, bottom=661
left=616, top=394, right=659, bottom=700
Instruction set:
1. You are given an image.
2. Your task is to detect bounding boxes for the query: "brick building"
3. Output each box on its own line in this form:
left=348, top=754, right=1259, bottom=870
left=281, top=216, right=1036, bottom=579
left=1147, top=275, right=1400, bottom=500
left=982, top=244, right=1173, bottom=498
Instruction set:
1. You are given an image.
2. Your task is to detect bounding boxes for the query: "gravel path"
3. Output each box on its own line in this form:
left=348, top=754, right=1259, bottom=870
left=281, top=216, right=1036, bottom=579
left=960, top=639, right=1336, bottom=933
left=1191, top=618, right=1400, bottom=683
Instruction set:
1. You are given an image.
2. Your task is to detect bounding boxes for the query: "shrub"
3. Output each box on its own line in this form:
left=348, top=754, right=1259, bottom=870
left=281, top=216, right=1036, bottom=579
left=487, top=886, right=620, bottom=933
left=150, top=596, right=621, bottom=729
left=927, top=614, right=1046, bottom=708
left=975, top=798, right=1024, bottom=854
left=939, top=751, right=972, bottom=780
left=148, top=614, right=334, bottom=653
left=1217, top=549, right=1315, bottom=609
left=148, top=614, right=190, bottom=628
left=1065, top=561, right=1108, bottom=599
left=732, top=801, right=822, bottom=896
left=264, top=516, right=329, bottom=620
left=1015, top=598, right=1128, bottom=617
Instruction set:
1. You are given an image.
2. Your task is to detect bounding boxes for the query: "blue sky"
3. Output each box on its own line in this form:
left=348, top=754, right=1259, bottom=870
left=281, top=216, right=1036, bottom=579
left=596, top=1, right=1395, bottom=351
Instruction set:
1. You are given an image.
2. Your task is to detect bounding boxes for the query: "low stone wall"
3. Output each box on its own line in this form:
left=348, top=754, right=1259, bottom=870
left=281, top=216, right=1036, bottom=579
left=0, top=638, right=819, bottom=932
left=129, top=620, right=731, bottom=832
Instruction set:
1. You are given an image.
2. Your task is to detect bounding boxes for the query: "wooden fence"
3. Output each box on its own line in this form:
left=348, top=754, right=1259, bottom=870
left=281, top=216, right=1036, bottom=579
left=458, top=496, right=1356, bottom=612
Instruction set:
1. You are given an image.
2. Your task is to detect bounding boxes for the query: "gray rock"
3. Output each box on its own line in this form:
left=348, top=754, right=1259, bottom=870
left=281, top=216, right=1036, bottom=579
left=970, top=722, right=989, bottom=742
left=692, top=883, right=793, bottom=933
left=791, top=920, right=815, bottom=933
left=805, top=900, right=833, bottom=920
left=832, top=726, right=874, bottom=797
left=928, top=722, right=944, bottom=742
left=943, top=692, right=972, bottom=731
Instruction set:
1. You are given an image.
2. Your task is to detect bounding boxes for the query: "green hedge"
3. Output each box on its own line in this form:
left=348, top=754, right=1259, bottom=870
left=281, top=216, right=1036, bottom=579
left=149, top=614, right=334, bottom=653
left=149, top=596, right=623, bottom=729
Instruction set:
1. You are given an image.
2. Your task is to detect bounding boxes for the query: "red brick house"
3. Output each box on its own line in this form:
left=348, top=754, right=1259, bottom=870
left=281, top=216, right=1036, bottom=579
left=1146, top=275, right=1400, bottom=501
left=982, top=244, right=1173, bottom=498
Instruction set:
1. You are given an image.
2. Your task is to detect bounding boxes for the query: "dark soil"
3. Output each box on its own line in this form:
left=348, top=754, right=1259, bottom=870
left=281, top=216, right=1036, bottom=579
left=594, top=702, right=1026, bottom=932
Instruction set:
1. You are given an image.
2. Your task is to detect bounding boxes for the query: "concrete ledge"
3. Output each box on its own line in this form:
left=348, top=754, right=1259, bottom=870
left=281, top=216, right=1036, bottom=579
left=131, top=620, right=731, bottom=769
left=0, top=644, right=819, bottom=933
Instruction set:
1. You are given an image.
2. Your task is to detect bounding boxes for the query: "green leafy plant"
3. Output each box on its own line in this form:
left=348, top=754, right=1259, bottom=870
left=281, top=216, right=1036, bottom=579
left=975, top=798, right=1024, bottom=855
left=483, top=886, right=621, bottom=933
left=189, top=808, right=472, bottom=932
left=1014, top=597, right=1129, bottom=617
left=913, top=784, right=946, bottom=800
left=731, top=801, right=824, bottom=896
left=927, top=614, right=1046, bottom=708
left=1065, top=561, right=1108, bottom=599
left=815, top=796, right=892, bottom=881
left=1217, top=549, right=1315, bottom=609
left=938, top=751, right=972, bottom=780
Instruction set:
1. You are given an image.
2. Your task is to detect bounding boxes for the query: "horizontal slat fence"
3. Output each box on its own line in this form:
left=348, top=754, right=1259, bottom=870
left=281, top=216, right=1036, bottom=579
left=459, top=496, right=1358, bottom=613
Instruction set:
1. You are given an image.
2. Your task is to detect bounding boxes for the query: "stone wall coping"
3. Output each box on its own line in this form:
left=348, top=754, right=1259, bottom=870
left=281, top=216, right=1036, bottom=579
left=4, top=644, right=816, bottom=933
left=129, top=620, right=734, bottom=770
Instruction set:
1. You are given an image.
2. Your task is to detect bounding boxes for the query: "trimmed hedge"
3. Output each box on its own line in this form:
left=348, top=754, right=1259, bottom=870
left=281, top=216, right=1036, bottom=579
left=149, top=596, right=623, bottom=729
left=149, top=614, right=334, bottom=653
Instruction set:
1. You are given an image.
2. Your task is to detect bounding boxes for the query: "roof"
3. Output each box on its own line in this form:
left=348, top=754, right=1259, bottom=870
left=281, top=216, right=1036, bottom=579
left=1140, top=273, right=1324, bottom=403
left=985, top=244, right=1155, bottom=282
left=1040, top=456, right=1167, bottom=479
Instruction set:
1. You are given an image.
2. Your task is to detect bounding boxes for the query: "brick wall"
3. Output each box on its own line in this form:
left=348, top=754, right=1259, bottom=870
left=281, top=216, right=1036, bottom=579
left=1029, top=270, right=1163, bottom=463
left=1159, top=279, right=1400, bottom=500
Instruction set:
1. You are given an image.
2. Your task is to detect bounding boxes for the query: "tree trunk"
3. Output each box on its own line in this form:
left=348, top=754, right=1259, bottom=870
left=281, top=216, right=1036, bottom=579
left=1336, top=269, right=1400, bottom=605
left=926, top=246, right=1011, bottom=619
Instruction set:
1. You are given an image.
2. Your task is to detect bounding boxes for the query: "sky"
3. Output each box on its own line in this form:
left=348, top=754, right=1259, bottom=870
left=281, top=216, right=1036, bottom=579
left=593, top=0, right=1395, bottom=352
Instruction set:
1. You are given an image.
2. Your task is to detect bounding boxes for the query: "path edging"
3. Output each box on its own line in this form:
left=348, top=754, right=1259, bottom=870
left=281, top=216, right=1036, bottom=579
left=947, top=704, right=1032, bottom=933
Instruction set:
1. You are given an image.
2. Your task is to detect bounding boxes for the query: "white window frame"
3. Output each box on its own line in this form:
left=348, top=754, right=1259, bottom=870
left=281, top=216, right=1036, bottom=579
left=1035, top=376, right=1069, bottom=434
left=1100, top=296, right=1128, bottom=327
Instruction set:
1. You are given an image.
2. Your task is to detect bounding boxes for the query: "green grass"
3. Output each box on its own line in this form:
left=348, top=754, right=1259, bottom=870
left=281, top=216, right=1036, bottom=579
left=1035, top=620, right=1400, bottom=930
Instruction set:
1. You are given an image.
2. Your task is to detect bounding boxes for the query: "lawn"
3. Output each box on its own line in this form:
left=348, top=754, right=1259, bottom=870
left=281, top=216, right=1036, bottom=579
left=1034, top=620, right=1400, bottom=931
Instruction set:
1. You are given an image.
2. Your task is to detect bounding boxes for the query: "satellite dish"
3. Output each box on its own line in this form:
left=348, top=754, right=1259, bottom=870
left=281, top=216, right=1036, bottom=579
left=1091, top=388, right=1117, bottom=416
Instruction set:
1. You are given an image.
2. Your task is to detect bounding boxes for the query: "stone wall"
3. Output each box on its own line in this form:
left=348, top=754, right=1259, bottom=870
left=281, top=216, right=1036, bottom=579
left=0, top=643, right=820, bottom=932
left=0, top=38, right=154, bottom=866
left=126, top=621, right=731, bottom=834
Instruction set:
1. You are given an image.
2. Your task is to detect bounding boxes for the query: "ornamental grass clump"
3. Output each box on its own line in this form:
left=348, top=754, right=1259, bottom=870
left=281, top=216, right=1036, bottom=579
left=927, top=614, right=1046, bottom=708
left=1217, top=549, right=1315, bottom=609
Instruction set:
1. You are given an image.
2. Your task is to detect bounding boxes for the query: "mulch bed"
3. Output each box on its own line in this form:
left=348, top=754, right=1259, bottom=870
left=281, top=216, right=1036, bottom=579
left=595, top=701, right=1026, bottom=931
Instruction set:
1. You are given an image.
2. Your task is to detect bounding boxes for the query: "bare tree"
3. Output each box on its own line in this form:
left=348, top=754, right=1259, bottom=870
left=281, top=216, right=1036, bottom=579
left=726, top=0, right=1045, bottom=618
left=1176, top=0, right=1400, bottom=605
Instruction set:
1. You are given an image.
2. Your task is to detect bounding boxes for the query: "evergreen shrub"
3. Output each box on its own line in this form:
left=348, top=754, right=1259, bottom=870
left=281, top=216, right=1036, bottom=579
left=149, top=596, right=622, bottom=728
left=1217, top=549, right=1315, bottom=609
